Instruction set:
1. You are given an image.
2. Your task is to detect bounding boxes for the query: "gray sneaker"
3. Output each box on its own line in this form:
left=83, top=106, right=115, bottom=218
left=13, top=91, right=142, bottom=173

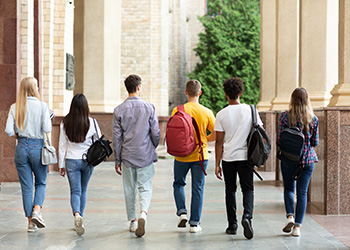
left=31, top=212, right=46, bottom=228
left=75, top=214, right=85, bottom=236
left=27, top=223, right=38, bottom=233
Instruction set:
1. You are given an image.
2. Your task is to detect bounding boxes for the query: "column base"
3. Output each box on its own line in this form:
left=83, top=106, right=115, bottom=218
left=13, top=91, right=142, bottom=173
left=270, top=96, right=290, bottom=111
left=256, top=101, right=273, bottom=111
left=328, top=83, right=350, bottom=106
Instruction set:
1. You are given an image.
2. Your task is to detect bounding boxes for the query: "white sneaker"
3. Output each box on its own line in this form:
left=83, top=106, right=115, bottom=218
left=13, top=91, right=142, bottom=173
left=27, top=223, right=38, bottom=233
left=190, top=225, right=202, bottom=233
left=129, top=220, right=138, bottom=232
left=74, top=214, right=85, bottom=236
left=282, top=216, right=295, bottom=233
left=31, top=211, right=46, bottom=228
left=292, top=226, right=300, bottom=237
left=178, top=214, right=188, bottom=228
left=135, top=212, right=147, bottom=237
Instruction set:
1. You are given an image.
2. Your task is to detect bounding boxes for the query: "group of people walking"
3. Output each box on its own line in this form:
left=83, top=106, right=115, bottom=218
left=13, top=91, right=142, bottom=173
left=5, top=75, right=318, bottom=240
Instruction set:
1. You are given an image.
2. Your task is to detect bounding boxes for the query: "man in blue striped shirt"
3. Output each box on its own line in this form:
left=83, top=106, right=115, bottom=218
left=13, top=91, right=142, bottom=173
left=112, top=75, right=160, bottom=237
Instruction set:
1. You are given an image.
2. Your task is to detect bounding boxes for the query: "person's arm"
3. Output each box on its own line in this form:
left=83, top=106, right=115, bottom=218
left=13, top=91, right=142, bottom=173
left=5, top=105, right=16, bottom=137
left=207, top=110, right=216, bottom=142
left=112, top=109, right=123, bottom=175
left=58, top=122, right=67, bottom=177
left=149, top=106, right=160, bottom=148
left=277, top=112, right=287, bottom=146
left=42, top=103, right=52, bottom=134
left=310, top=117, right=319, bottom=147
left=215, top=131, right=224, bottom=180
left=207, top=131, right=216, bottom=142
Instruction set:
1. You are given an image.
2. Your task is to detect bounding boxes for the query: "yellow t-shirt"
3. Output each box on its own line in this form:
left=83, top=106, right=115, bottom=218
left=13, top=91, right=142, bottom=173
left=171, top=102, right=215, bottom=162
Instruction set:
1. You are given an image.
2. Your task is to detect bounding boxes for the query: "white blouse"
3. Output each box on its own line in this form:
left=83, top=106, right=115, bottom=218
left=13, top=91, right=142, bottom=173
left=59, top=117, right=101, bottom=168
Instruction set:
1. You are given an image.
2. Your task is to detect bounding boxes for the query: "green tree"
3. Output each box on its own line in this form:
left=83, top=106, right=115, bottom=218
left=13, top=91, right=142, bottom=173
left=189, top=0, right=260, bottom=114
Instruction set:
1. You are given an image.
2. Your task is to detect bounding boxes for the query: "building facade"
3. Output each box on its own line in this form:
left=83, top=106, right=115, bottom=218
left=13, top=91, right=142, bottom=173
left=0, top=0, right=206, bottom=181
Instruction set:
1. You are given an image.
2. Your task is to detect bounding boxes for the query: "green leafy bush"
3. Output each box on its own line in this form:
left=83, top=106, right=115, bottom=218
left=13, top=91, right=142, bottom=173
left=189, top=0, right=260, bottom=114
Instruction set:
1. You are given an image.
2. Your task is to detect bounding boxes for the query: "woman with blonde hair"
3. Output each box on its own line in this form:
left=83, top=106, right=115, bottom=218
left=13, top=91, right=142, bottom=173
left=277, top=87, right=319, bottom=237
left=5, top=77, right=52, bottom=232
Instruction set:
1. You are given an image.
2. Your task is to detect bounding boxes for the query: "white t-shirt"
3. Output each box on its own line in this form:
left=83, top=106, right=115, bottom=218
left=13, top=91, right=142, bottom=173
left=58, top=117, right=101, bottom=168
left=214, top=104, right=263, bottom=161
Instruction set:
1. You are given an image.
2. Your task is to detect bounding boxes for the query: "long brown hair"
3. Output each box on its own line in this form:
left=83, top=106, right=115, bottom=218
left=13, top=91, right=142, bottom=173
left=63, top=94, right=90, bottom=142
left=15, top=77, right=40, bottom=130
left=289, top=87, right=314, bottom=132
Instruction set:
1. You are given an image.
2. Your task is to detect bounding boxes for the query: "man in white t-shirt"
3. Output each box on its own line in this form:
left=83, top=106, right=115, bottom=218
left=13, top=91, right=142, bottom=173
left=214, top=77, right=263, bottom=240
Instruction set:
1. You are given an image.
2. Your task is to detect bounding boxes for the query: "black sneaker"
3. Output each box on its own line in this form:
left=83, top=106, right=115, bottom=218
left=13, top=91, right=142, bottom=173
left=225, top=224, right=238, bottom=235
left=241, top=218, right=254, bottom=239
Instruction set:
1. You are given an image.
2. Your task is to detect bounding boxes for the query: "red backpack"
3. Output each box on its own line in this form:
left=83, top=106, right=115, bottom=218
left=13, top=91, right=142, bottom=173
left=165, top=105, right=206, bottom=175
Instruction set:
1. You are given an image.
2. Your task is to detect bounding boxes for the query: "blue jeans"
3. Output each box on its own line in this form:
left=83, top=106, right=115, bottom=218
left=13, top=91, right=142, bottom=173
left=173, top=160, right=208, bottom=226
left=66, top=159, right=93, bottom=217
left=122, top=163, right=155, bottom=221
left=281, top=161, right=315, bottom=227
left=14, top=137, right=47, bottom=217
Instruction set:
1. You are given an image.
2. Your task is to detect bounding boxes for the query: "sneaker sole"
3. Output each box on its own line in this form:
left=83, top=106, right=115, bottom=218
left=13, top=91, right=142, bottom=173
left=75, top=217, right=85, bottom=236
left=283, top=222, right=294, bottom=233
left=178, top=218, right=188, bottom=228
left=27, top=227, right=38, bottom=233
left=135, top=218, right=145, bottom=237
left=242, top=219, right=253, bottom=240
left=31, top=217, right=46, bottom=228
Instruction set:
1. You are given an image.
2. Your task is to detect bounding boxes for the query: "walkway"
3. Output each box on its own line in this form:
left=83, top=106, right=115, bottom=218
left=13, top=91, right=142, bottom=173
left=0, top=157, right=348, bottom=249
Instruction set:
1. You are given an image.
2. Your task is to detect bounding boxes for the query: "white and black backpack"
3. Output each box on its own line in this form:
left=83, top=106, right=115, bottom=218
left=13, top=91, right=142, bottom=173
left=247, top=105, right=271, bottom=180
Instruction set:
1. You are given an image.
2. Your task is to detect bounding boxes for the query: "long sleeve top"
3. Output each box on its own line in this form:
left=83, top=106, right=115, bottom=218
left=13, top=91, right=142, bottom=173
left=58, top=117, right=101, bottom=168
left=112, top=96, right=160, bottom=168
left=5, top=97, right=52, bottom=138
left=277, top=111, right=319, bottom=165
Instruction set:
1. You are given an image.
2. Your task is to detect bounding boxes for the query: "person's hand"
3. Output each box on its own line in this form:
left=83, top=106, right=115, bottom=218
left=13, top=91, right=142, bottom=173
left=215, top=165, right=222, bottom=180
left=59, top=168, right=66, bottom=177
left=115, top=165, right=122, bottom=175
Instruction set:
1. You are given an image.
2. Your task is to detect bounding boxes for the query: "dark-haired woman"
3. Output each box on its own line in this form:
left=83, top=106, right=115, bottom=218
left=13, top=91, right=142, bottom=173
left=277, top=88, right=319, bottom=237
left=58, top=94, right=101, bottom=236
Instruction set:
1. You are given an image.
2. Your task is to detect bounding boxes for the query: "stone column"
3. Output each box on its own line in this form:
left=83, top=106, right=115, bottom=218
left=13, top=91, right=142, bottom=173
left=34, top=0, right=42, bottom=91
left=300, top=0, right=338, bottom=108
left=0, top=1, right=21, bottom=182
left=328, top=0, right=350, bottom=106
left=257, top=0, right=276, bottom=112
left=75, top=0, right=121, bottom=113
left=271, top=0, right=299, bottom=111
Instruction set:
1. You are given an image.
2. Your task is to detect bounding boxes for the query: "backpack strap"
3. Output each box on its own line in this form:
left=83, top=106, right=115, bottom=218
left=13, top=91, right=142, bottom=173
left=250, top=105, right=258, bottom=128
left=92, top=118, right=100, bottom=141
left=177, top=105, right=207, bottom=176
left=249, top=105, right=264, bottom=181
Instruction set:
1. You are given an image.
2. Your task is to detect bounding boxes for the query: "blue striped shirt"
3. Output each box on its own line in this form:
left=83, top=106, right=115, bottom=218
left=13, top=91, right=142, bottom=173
left=112, top=96, right=160, bottom=168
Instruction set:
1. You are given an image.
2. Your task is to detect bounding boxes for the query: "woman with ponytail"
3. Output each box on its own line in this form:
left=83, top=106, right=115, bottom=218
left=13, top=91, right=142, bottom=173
left=277, top=87, right=319, bottom=237
left=5, top=77, right=52, bottom=232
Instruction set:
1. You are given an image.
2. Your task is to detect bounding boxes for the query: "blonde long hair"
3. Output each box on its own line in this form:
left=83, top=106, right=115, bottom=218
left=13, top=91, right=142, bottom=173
left=15, top=77, right=40, bottom=130
left=289, top=87, right=314, bottom=132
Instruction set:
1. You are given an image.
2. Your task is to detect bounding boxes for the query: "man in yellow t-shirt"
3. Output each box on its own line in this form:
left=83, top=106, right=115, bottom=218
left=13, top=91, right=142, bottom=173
left=171, top=80, right=215, bottom=233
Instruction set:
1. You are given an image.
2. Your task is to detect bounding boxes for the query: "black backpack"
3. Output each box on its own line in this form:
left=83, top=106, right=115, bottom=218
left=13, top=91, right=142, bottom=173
left=83, top=119, right=113, bottom=166
left=277, top=113, right=305, bottom=168
left=247, top=105, right=271, bottom=180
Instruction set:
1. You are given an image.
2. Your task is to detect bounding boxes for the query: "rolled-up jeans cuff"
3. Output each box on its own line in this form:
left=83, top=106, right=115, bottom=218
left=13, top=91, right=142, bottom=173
left=189, top=220, right=200, bottom=226
left=177, top=209, right=187, bottom=217
left=286, top=213, right=294, bottom=218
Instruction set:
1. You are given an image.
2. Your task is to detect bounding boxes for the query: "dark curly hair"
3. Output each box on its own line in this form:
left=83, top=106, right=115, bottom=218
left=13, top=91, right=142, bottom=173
left=124, top=74, right=141, bottom=93
left=223, top=77, right=244, bottom=100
